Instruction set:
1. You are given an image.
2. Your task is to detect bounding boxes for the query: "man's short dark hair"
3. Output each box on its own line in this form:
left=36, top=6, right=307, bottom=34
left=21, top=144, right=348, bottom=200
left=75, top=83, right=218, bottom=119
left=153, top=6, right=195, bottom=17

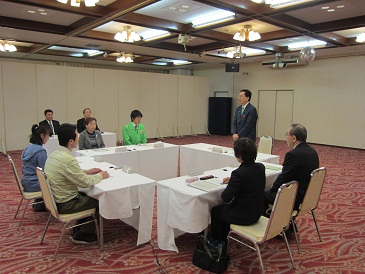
left=290, top=123, right=307, bottom=142
left=234, top=137, right=257, bottom=163
left=130, top=110, right=143, bottom=121
left=83, top=108, right=91, bottom=114
left=58, top=123, right=77, bottom=147
left=240, top=89, right=252, bottom=101
left=44, top=109, right=53, bottom=116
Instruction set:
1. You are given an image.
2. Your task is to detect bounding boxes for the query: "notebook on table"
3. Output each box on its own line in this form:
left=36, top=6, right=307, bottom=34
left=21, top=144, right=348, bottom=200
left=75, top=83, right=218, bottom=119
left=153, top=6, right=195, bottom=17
left=188, top=179, right=223, bottom=192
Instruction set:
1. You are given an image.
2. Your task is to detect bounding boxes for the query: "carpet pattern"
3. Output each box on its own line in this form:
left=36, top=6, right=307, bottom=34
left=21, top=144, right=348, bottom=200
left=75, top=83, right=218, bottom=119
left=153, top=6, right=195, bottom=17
left=0, top=135, right=364, bottom=273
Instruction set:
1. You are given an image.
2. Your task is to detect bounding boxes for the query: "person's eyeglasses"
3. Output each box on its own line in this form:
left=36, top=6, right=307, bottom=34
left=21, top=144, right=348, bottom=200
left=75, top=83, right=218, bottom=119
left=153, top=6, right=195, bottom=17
left=285, top=132, right=292, bottom=137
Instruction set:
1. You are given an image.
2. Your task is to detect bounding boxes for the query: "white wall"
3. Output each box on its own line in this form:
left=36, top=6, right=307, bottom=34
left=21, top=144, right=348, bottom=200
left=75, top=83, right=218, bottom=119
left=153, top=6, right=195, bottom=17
left=194, top=56, right=365, bottom=149
left=0, top=61, right=209, bottom=150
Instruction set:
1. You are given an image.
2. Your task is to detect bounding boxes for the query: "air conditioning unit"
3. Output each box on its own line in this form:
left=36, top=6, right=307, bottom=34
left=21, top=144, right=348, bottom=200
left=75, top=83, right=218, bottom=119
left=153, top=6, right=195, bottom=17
left=262, top=53, right=298, bottom=68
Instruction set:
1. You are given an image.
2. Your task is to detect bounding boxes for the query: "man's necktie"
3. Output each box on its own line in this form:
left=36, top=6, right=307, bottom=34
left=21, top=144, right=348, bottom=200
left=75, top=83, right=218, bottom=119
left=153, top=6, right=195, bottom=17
left=49, top=121, right=55, bottom=135
left=241, top=106, right=245, bottom=116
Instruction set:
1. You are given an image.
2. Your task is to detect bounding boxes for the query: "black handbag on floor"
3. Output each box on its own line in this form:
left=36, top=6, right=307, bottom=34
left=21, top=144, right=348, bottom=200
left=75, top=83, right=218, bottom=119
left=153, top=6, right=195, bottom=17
left=192, top=235, right=228, bottom=273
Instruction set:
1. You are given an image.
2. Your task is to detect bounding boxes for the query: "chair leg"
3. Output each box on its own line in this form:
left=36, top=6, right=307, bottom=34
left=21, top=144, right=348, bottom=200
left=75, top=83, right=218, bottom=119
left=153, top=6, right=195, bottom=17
left=311, top=210, right=322, bottom=242
left=17, top=200, right=30, bottom=230
left=14, top=198, right=24, bottom=219
left=282, top=232, right=296, bottom=270
left=254, top=243, right=265, bottom=273
left=41, top=213, right=52, bottom=244
left=292, top=219, right=301, bottom=253
left=54, top=223, right=68, bottom=260
left=93, top=214, right=100, bottom=247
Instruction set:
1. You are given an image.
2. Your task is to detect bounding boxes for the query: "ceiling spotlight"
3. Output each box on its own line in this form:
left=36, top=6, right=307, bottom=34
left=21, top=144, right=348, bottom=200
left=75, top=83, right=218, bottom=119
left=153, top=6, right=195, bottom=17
left=233, top=25, right=261, bottom=42
left=57, top=0, right=99, bottom=7
left=114, top=26, right=141, bottom=43
left=103, top=51, right=109, bottom=58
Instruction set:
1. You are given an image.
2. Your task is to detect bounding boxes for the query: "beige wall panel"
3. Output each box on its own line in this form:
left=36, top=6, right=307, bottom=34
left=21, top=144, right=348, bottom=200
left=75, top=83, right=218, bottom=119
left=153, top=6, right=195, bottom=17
left=66, top=67, right=94, bottom=124
left=193, top=77, right=209, bottom=134
left=93, top=69, right=119, bottom=136
left=140, top=72, right=160, bottom=139
left=36, top=64, right=67, bottom=124
left=197, top=55, right=365, bottom=149
left=275, top=90, right=293, bottom=140
left=159, top=74, right=178, bottom=137
left=118, top=71, right=141, bottom=139
left=2, top=62, right=37, bottom=150
left=0, top=63, right=5, bottom=151
left=257, top=90, right=276, bottom=138
left=177, top=75, right=195, bottom=135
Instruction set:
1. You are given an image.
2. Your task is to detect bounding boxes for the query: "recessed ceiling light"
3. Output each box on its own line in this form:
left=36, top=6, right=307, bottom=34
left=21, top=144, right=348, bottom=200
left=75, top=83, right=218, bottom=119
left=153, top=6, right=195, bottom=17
left=38, top=9, right=45, bottom=12
left=179, top=9, right=186, bottom=12
left=40, top=12, right=47, bottom=15
left=327, top=9, right=335, bottom=12
left=181, top=5, right=189, bottom=8
left=337, top=5, right=345, bottom=8
left=321, top=6, right=329, bottom=9
left=28, top=10, right=35, bottom=13
left=169, top=7, right=176, bottom=10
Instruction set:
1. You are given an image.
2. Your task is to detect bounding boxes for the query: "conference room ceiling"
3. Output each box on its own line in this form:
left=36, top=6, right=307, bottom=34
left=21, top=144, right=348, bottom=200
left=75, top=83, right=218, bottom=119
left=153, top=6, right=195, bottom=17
left=0, top=0, right=365, bottom=70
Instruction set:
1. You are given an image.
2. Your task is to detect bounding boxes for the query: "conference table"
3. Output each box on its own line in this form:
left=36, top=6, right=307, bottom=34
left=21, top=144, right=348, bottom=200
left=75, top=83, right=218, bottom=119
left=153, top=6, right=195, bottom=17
left=74, top=142, right=179, bottom=180
left=157, top=162, right=283, bottom=252
left=179, top=143, right=280, bottom=176
left=43, top=132, right=117, bottom=156
left=76, top=156, right=156, bottom=250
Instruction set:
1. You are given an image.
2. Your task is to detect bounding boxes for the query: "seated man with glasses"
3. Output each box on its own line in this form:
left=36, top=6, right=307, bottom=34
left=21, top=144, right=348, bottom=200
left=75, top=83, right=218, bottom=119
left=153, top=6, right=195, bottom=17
left=264, top=123, right=319, bottom=212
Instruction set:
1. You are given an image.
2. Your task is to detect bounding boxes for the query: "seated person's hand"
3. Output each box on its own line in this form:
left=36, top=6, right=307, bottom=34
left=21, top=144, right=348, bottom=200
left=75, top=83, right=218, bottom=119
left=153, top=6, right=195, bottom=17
left=99, top=171, right=109, bottom=179
left=85, top=168, right=102, bottom=175
left=222, top=177, right=230, bottom=184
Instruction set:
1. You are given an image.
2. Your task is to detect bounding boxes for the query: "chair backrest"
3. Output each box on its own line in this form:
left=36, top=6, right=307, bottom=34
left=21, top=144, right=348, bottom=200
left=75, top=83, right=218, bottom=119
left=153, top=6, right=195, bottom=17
left=265, top=181, right=298, bottom=241
left=36, top=167, right=59, bottom=219
left=8, top=154, right=25, bottom=197
left=257, top=136, right=273, bottom=154
left=298, top=167, right=327, bottom=215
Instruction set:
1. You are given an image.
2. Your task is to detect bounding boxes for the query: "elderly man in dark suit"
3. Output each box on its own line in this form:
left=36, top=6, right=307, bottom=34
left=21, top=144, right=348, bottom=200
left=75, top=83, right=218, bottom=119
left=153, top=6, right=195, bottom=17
left=265, top=123, right=319, bottom=210
left=77, top=108, right=100, bottom=133
left=39, top=109, right=60, bottom=136
left=232, top=89, right=258, bottom=142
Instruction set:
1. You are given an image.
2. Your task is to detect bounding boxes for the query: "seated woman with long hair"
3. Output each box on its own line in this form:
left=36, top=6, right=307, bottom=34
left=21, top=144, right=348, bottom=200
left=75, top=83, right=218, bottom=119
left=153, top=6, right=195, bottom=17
left=78, top=117, right=105, bottom=150
left=21, top=124, right=51, bottom=211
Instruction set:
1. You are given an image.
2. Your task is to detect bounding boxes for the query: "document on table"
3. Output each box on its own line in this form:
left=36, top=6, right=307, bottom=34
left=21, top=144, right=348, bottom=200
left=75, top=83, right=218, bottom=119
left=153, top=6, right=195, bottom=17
left=188, top=178, right=223, bottom=192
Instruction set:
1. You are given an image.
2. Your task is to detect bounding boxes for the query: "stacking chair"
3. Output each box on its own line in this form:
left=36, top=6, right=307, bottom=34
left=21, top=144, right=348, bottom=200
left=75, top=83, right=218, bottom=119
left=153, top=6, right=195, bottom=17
left=36, top=167, right=99, bottom=259
left=227, top=181, right=298, bottom=273
left=8, top=154, right=43, bottom=230
left=292, top=167, right=327, bottom=253
left=257, top=136, right=273, bottom=154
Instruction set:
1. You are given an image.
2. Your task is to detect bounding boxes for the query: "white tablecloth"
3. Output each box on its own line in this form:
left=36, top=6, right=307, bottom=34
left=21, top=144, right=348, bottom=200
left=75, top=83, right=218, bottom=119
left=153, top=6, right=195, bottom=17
left=179, top=143, right=280, bottom=176
left=76, top=157, right=156, bottom=247
left=75, top=142, right=179, bottom=180
left=157, top=163, right=282, bottom=252
left=43, top=132, right=116, bottom=156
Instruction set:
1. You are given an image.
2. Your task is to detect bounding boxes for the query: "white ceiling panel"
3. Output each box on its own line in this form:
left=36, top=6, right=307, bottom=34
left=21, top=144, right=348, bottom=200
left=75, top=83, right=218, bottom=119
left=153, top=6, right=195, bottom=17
left=0, top=1, right=83, bottom=26
left=134, top=0, right=230, bottom=24
left=286, top=0, right=364, bottom=24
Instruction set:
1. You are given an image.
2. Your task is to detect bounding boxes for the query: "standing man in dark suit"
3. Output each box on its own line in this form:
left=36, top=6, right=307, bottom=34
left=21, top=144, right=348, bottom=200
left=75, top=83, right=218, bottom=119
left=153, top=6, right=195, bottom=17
left=39, top=109, right=60, bottom=136
left=264, top=123, right=319, bottom=210
left=77, top=108, right=100, bottom=133
left=232, top=89, right=258, bottom=142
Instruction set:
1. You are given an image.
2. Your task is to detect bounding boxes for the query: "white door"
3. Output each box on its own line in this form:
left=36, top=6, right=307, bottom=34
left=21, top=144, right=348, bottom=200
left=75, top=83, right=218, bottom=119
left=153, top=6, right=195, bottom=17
left=257, top=90, right=294, bottom=140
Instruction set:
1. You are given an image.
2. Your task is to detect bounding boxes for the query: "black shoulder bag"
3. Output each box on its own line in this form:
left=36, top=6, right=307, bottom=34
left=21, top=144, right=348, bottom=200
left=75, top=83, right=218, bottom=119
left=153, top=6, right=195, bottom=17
left=192, top=235, right=229, bottom=273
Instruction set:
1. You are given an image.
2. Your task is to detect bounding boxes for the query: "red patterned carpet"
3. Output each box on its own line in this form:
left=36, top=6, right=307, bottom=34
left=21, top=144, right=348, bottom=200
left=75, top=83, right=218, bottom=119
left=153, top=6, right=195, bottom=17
left=1, top=135, right=364, bottom=273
